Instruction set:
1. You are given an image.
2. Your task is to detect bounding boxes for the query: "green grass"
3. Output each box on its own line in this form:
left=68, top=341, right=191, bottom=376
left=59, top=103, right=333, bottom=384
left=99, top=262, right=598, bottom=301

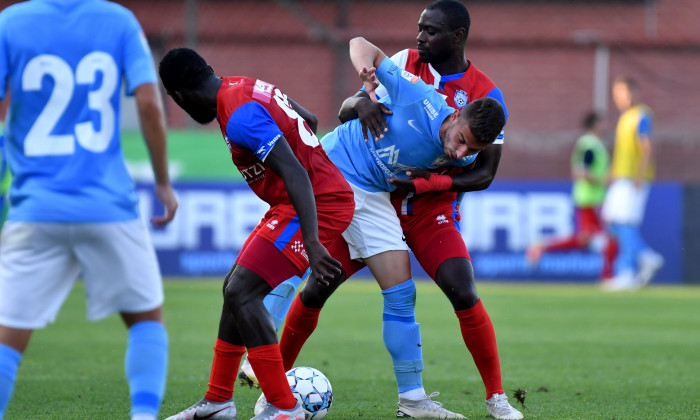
left=5, top=280, right=700, bottom=419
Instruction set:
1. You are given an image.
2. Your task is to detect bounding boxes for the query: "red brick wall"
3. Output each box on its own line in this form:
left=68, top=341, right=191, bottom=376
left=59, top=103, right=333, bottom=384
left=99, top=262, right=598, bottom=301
left=2, top=0, right=699, bottom=180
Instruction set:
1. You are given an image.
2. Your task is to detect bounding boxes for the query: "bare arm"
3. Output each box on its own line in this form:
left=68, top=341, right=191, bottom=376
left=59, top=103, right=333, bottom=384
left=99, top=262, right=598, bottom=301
left=264, top=137, right=341, bottom=285
left=134, top=83, right=178, bottom=225
left=338, top=90, right=393, bottom=142
left=289, top=98, right=318, bottom=134
left=449, top=144, right=502, bottom=192
left=349, top=37, right=387, bottom=100
left=389, top=144, right=503, bottom=193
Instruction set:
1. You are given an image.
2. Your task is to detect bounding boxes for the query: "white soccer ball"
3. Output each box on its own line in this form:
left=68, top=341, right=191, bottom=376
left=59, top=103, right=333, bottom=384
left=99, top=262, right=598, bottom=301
left=286, top=366, right=333, bottom=419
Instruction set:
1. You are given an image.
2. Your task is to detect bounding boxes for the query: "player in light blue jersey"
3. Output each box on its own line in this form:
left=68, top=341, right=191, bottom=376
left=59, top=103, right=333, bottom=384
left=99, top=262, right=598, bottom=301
left=322, top=55, right=482, bottom=194
left=0, top=1, right=178, bottom=419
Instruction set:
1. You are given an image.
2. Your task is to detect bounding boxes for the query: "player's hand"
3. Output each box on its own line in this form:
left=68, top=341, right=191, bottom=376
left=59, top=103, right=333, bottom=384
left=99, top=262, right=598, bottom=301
left=359, top=66, right=379, bottom=102
left=388, top=170, right=432, bottom=192
left=305, top=240, right=342, bottom=287
left=152, top=183, right=179, bottom=226
left=356, top=98, right=393, bottom=142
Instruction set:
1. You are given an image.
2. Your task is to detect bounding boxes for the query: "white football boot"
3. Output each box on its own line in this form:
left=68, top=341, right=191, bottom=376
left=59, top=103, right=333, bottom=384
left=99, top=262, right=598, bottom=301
left=163, top=397, right=236, bottom=420
left=486, top=393, right=524, bottom=419
left=396, top=392, right=465, bottom=418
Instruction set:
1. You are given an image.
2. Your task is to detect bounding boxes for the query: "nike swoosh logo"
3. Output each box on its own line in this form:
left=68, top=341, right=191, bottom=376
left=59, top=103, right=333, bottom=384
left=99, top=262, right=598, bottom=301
left=407, top=119, right=422, bottom=134
left=193, top=407, right=229, bottom=420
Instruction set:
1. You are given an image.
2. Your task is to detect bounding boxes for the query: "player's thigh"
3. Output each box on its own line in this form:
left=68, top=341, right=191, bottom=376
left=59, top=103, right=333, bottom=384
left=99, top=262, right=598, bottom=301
left=403, top=207, right=469, bottom=280
left=73, top=220, right=163, bottom=321
left=0, top=222, right=81, bottom=329
left=342, top=182, right=408, bottom=261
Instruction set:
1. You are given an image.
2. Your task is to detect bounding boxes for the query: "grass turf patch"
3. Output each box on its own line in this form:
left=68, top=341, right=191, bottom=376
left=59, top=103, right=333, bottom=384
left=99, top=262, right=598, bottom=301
left=5, top=280, right=700, bottom=419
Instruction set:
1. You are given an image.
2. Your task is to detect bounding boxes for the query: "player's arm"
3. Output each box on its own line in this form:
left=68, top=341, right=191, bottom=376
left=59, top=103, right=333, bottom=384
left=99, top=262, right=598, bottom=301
left=573, top=148, right=605, bottom=186
left=636, top=113, right=654, bottom=188
left=349, top=37, right=387, bottom=100
left=389, top=144, right=502, bottom=194
left=264, top=139, right=342, bottom=285
left=134, top=83, right=179, bottom=225
left=338, top=91, right=393, bottom=142
left=289, top=98, right=318, bottom=134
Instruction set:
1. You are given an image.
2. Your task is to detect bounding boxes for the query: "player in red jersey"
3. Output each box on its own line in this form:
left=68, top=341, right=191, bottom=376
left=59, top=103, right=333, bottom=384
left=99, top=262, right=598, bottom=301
left=320, top=1, right=521, bottom=418
left=158, top=47, right=354, bottom=420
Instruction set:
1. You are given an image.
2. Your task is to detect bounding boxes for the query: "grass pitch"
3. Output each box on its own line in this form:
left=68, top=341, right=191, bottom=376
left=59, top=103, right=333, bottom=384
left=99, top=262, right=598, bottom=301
left=5, top=280, right=700, bottom=419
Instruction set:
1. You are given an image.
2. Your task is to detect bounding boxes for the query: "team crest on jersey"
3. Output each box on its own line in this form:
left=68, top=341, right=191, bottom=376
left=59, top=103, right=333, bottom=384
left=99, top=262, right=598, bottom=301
left=401, top=70, right=420, bottom=84
left=454, top=90, right=468, bottom=108
left=252, top=79, right=274, bottom=103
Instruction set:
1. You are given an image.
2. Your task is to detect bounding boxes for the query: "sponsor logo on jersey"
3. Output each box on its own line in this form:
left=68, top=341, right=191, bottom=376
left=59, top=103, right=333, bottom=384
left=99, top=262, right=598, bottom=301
left=407, top=119, right=422, bottom=134
left=436, top=214, right=449, bottom=225
left=229, top=79, right=241, bottom=87
left=454, top=90, right=468, bottom=108
left=239, top=162, right=266, bottom=183
left=387, top=64, right=398, bottom=75
left=266, top=220, right=279, bottom=230
left=376, top=145, right=400, bottom=166
left=252, top=79, right=274, bottom=102
left=401, top=70, right=420, bottom=84
left=422, top=99, right=438, bottom=120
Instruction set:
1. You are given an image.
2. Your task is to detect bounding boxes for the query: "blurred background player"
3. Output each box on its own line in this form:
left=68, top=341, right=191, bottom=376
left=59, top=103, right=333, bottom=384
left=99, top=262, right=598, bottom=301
left=158, top=47, right=354, bottom=420
left=527, top=111, right=617, bottom=284
left=0, top=1, right=178, bottom=420
left=602, top=76, right=664, bottom=291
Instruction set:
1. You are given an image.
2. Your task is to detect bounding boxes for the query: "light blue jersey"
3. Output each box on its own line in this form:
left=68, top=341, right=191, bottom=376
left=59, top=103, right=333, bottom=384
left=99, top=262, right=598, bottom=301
left=322, top=57, right=477, bottom=193
left=0, top=0, right=157, bottom=222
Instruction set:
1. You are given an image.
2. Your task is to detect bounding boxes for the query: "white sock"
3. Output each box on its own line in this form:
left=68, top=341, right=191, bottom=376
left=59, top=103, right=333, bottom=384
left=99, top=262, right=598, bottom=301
left=399, top=387, right=427, bottom=401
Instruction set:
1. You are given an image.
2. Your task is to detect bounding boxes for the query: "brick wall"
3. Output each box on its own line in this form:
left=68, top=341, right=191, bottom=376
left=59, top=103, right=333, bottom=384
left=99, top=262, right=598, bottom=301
left=2, top=0, right=699, bottom=180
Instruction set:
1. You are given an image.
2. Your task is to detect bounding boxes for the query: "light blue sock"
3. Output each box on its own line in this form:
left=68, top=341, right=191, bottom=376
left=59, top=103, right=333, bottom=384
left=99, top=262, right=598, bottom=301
left=0, top=344, right=21, bottom=420
left=264, top=269, right=308, bottom=331
left=381, top=279, right=423, bottom=393
left=125, top=321, right=168, bottom=418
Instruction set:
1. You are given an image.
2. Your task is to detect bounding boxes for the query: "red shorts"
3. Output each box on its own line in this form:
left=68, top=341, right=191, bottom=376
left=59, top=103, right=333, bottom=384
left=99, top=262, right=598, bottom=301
left=236, top=193, right=354, bottom=288
left=575, top=207, right=605, bottom=236
left=399, top=201, right=470, bottom=280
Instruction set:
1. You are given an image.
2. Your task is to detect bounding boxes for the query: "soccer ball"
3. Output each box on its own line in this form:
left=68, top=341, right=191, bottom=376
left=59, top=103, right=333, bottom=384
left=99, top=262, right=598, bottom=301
left=287, top=366, right=333, bottom=419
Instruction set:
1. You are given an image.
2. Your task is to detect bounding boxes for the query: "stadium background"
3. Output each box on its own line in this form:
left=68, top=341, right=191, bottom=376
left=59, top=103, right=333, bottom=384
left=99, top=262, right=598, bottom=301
left=1, top=0, right=698, bottom=283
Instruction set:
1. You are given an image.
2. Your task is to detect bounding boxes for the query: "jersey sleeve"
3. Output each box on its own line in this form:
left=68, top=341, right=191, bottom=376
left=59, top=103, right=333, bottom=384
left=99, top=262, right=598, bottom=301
left=485, top=87, right=508, bottom=144
left=372, top=49, right=409, bottom=100
left=375, top=56, right=434, bottom=106
left=638, top=112, right=653, bottom=138
left=121, top=10, right=157, bottom=95
left=225, top=101, right=284, bottom=162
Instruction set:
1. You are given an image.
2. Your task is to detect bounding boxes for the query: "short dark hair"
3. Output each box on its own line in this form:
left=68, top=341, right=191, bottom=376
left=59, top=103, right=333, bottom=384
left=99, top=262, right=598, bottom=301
left=159, top=47, right=215, bottom=92
left=582, top=111, right=601, bottom=131
left=425, top=0, right=470, bottom=38
left=461, top=97, right=506, bottom=145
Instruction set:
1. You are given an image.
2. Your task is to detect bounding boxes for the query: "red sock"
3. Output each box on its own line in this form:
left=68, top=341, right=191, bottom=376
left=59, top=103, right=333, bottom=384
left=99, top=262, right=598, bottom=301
left=204, top=339, right=246, bottom=402
left=601, top=237, right=618, bottom=280
left=544, top=236, right=581, bottom=252
left=279, top=295, right=322, bottom=371
left=455, top=300, right=504, bottom=399
left=247, top=344, right=296, bottom=409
